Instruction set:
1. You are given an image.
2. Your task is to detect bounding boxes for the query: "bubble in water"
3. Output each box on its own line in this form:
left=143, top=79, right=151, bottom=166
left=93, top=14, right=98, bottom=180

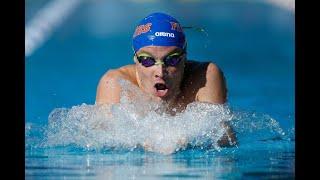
left=43, top=80, right=236, bottom=154
left=42, top=79, right=290, bottom=154
left=229, top=109, right=291, bottom=143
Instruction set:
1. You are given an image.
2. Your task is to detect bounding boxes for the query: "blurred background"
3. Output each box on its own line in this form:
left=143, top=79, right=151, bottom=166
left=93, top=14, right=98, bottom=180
left=25, top=0, right=294, bottom=126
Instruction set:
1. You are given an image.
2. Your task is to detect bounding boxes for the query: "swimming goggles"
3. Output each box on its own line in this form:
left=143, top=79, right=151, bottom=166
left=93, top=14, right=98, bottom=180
left=135, top=52, right=185, bottom=67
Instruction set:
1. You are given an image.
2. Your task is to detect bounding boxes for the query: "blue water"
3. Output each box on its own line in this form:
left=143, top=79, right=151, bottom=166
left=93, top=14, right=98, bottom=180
left=26, top=0, right=294, bottom=179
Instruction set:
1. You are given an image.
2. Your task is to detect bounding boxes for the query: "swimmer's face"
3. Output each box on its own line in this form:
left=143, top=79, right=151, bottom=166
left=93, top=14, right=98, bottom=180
left=134, top=46, right=186, bottom=101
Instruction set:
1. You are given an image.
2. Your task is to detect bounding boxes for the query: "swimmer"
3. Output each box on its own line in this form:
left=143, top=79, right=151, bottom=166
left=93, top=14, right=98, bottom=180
left=95, top=12, right=237, bottom=151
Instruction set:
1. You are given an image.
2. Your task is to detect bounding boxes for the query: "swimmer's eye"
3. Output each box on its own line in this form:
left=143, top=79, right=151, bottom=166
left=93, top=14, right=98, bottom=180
left=136, top=56, right=156, bottom=67
left=163, top=54, right=183, bottom=66
left=135, top=52, right=184, bottom=67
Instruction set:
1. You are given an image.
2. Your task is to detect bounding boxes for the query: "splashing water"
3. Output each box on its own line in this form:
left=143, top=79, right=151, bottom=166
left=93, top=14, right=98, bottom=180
left=36, top=80, right=290, bottom=155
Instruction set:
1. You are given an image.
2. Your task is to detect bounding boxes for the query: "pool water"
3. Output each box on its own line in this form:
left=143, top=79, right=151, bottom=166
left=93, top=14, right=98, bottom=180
left=26, top=0, right=294, bottom=179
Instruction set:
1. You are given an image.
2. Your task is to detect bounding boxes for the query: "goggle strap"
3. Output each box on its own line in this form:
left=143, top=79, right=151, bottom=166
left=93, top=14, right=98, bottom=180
left=168, top=52, right=182, bottom=57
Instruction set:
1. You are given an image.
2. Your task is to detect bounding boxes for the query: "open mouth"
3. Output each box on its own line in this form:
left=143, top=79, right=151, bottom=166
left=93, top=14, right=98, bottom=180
left=155, top=83, right=168, bottom=90
left=154, top=83, right=169, bottom=97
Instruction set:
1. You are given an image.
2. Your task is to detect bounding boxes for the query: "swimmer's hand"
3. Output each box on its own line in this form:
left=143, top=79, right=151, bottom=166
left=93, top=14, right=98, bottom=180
left=142, top=137, right=188, bottom=155
left=217, top=121, right=237, bottom=147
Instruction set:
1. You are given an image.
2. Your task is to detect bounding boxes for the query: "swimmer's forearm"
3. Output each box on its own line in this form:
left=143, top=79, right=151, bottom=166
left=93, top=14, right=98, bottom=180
left=217, top=122, right=237, bottom=147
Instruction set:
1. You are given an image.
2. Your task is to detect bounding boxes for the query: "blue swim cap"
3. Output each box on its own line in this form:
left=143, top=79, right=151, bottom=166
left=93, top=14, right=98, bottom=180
left=132, top=12, right=186, bottom=53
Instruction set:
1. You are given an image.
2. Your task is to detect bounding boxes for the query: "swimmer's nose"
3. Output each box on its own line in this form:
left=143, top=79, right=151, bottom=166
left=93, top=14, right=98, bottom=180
left=154, top=63, right=167, bottom=79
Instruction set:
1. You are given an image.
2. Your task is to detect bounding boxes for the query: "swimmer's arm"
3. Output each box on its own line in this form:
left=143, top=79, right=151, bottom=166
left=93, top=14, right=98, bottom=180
left=195, top=63, right=227, bottom=104
left=96, top=70, right=121, bottom=105
left=217, top=121, right=237, bottom=147
left=195, top=63, right=237, bottom=146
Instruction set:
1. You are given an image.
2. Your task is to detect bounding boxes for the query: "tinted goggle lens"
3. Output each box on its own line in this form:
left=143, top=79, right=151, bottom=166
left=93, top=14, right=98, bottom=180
left=164, top=55, right=181, bottom=66
left=136, top=54, right=183, bottom=67
left=137, top=56, right=156, bottom=67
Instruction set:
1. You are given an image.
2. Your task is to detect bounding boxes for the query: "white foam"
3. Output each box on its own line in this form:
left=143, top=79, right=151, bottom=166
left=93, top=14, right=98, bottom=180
left=45, top=80, right=235, bottom=154
left=43, top=79, right=290, bottom=154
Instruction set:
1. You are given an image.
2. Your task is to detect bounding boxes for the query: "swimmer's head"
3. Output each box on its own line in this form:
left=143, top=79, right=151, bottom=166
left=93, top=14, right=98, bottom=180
left=132, top=13, right=187, bottom=101
left=132, top=12, right=186, bottom=53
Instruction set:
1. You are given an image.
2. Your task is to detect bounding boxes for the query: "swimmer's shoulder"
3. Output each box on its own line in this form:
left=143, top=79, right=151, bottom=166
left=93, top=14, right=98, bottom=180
left=185, top=60, right=221, bottom=75
left=182, top=59, right=225, bottom=93
left=184, top=60, right=227, bottom=103
left=101, top=64, right=137, bottom=85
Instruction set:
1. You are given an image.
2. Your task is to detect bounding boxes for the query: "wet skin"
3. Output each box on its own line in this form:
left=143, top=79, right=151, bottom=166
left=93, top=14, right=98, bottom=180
left=95, top=46, right=236, bottom=151
left=96, top=46, right=227, bottom=108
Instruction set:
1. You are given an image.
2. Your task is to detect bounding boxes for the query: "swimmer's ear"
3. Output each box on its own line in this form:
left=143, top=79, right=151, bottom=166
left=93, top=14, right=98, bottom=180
left=133, top=55, right=139, bottom=63
left=132, top=46, right=139, bottom=63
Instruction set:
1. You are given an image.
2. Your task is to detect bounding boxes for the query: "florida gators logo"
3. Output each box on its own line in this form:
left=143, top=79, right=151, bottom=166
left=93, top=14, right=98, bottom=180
left=133, top=23, right=152, bottom=38
left=170, top=22, right=183, bottom=32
